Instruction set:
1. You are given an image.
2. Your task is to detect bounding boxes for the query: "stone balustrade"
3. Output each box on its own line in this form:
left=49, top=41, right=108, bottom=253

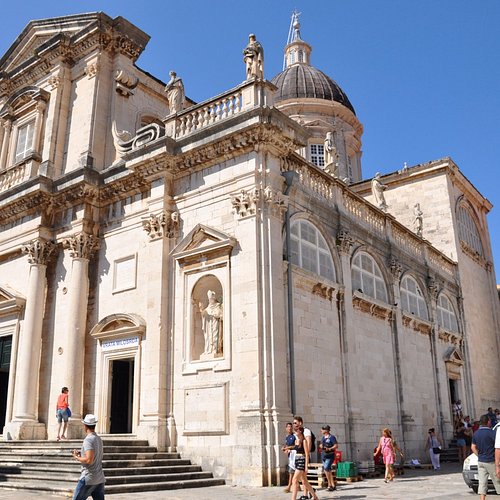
left=282, top=153, right=457, bottom=281
left=0, top=160, right=39, bottom=194
left=165, top=79, right=276, bottom=139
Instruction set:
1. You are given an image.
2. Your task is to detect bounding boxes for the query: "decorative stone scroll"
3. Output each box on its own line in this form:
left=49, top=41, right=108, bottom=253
left=112, top=121, right=166, bottom=157
left=142, top=210, right=179, bottom=239
left=21, top=238, right=56, bottom=265
left=115, top=69, right=139, bottom=97
left=62, top=232, right=100, bottom=259
left=336, top=228, right=354, bottom=255
left=263, top=186, right=288, bottom=219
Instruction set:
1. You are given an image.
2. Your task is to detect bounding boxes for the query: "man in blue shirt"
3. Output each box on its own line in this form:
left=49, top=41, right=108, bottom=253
left=471, top=414, right=500, bottom=499
left=320, top=425, right=337, bottom=492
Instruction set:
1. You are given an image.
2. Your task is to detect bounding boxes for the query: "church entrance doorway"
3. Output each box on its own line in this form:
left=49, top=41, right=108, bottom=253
left=0, top=335, right=12, bottom=431
left=110, top=358, right=134, bottom=434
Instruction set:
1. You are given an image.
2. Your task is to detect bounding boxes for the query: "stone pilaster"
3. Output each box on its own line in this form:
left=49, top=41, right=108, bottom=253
left=5, top=238, right=56, bottom=440
left=62, top=232, right=99, bottom=436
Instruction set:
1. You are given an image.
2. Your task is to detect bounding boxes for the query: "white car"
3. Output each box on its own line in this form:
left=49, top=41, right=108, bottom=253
left=462, top=453, right=494, bottom=494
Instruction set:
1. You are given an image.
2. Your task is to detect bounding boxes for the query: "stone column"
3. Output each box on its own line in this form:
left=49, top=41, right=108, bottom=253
left=427, top=278, right=445, bottom=438
left=388, top=257, right=407, bottom=450
left=32, top=99, right=47, bottom=156
left=336, top=228, right=356, bottom=458
left=5, top=238, right=56, bottom=440
left=0, top=118, right=12, bottom=169
left=62, top=232, right=99, bottom=436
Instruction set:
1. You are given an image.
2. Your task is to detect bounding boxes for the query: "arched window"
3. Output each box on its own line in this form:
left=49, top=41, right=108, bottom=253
left=290, top=220, right=335, bottom=281
left=457, top=203, right=483, bottom=256
left=400, top=275, right=428, bottom=320
left=437, top=294, right=459, bottom=332
left=351, top=251, right=388, bottom=302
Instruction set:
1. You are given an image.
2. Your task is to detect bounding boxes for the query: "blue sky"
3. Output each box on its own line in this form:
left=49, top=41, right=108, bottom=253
left=1, top=1, right=499, bottom=281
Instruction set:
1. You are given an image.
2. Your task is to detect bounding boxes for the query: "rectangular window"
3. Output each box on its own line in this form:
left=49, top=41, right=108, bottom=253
left=15, top=120, right=35, bottom=162
left=310, top=144, right=324, bottom=167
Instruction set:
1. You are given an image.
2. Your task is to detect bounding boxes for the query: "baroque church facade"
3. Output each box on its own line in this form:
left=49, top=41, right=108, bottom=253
left=0, top=12, right=498, bottom=485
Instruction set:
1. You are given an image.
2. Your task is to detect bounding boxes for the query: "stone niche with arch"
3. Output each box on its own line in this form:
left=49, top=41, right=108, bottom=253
left=172, top=224, right=235, bottom=374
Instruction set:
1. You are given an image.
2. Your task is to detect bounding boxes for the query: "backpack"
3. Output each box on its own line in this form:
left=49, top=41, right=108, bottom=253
left=309, top=430, right=316, bottom=453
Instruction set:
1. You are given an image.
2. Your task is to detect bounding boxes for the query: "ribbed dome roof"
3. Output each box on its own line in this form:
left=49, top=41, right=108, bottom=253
left=271, top=64, right=356, bottom=115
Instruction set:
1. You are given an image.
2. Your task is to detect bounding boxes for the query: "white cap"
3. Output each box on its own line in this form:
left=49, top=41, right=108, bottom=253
left=82, top=414, right=98, bottom=426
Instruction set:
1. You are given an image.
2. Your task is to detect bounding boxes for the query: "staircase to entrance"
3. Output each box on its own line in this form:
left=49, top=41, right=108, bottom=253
left=0, top=435, right=225, bottom=496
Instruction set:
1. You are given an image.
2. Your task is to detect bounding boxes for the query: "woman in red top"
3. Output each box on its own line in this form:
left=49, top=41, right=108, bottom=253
left=56, top=386, right=69, bottom=440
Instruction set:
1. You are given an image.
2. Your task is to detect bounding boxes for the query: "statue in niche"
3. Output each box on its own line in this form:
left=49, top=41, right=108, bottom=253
left=198, top=290, right=223, bottom=358
left=413, top=203, right=423, bottom=237
left=165, top=70, right=185, bottom=114
left=323, top=132, right=339, bottom=177
left=243, top=34, right=264, bottom=80
left=371, top=172, right=388, bottom=212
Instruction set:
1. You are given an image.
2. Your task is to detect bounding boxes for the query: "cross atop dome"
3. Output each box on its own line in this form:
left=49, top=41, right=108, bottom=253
left=283, top=10, right=311, bottom=69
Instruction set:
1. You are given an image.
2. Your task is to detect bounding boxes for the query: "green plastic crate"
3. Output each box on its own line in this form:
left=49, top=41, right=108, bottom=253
left=336, top=461, right=358, bottom=478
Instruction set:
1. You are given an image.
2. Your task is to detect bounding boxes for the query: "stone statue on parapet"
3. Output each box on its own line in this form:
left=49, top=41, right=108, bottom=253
left=243, top=34, right=264, bottom=80
left=165, top=70, right=185, bottom=114
left=371, top=172, right=388, bottom=212
left=324, top=131, right=339, bottom=177
left=413, top=203, right=423, bottom=237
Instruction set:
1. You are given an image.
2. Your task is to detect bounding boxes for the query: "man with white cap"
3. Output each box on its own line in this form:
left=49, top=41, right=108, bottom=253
left=71, top=414, right=105, bottom=499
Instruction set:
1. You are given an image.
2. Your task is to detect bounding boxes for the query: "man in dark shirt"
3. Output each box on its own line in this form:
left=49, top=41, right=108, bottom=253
left=320, top=425, right=338, bottom=492
left=471, top=414, right=500, bottom=499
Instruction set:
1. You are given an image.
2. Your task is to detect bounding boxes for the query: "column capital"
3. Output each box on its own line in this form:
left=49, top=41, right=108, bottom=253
left=21, top=238, right=57, bottom=265
left=427, top=276, right=439, bottom=302
left=336, top=228, right=354, bottom=255
left=142, top=210, right=179, bottom=239
left=63, top=232, right=100, bottom=259
left=389, top=257, right=403, bottom=283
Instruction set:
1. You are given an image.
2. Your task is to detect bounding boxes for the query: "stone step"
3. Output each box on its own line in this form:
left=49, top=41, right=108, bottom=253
left=105, top=478, right=226, bottom=494
left=0, top=438, right=224, bottom=495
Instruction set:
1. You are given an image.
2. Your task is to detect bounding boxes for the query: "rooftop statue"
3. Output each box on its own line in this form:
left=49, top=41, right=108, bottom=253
left=324, top=131, right=339, bottom=177
left=413, top=203, right=424, bottom=237
left=371, top=172, right=388, bottom=212
left=165, top=70, right=185, bottom=114
left=243, top=34, right=264, bottom=80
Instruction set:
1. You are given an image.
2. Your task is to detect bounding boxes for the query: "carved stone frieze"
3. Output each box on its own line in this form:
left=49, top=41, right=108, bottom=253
left=142, top=210, right=179, bottom=239
left=263, top=186, right=288, bottom=219
left=21, top=238, right=56, bottom=265
left=312, top=282, right=335, bottom=301
left=336, top=229, right=354, bottom=255
left=63, top=232, right=100, bottom=259
left=389, top=257, right=403, bottom=282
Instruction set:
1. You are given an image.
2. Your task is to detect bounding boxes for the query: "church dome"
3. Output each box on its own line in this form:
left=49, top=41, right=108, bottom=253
left=271, top=64, right=355, bottom=115
left=271, top=14, right=355, bottom=115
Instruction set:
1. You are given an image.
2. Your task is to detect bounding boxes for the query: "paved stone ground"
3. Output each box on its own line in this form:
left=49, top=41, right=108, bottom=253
left=0, top=463, right=483, bottom=499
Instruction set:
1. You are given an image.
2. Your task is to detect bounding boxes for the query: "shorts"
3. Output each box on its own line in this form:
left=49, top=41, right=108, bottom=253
left=456, top=438, right=466, bottom=447
left=57, top=408, right=69, bottom=423
left=287, top=465, right=295, bottom=474
left=322, top=455, right=334, bottom=471
left=295, top=455, right=306, bottom=471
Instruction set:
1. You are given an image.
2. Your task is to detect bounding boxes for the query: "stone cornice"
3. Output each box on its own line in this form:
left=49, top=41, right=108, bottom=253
left=352, top=291, right=393, bottom=322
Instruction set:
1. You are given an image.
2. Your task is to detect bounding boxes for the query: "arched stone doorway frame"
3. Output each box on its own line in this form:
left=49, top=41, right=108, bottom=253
left=90, top=313, right=146, bottom=434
